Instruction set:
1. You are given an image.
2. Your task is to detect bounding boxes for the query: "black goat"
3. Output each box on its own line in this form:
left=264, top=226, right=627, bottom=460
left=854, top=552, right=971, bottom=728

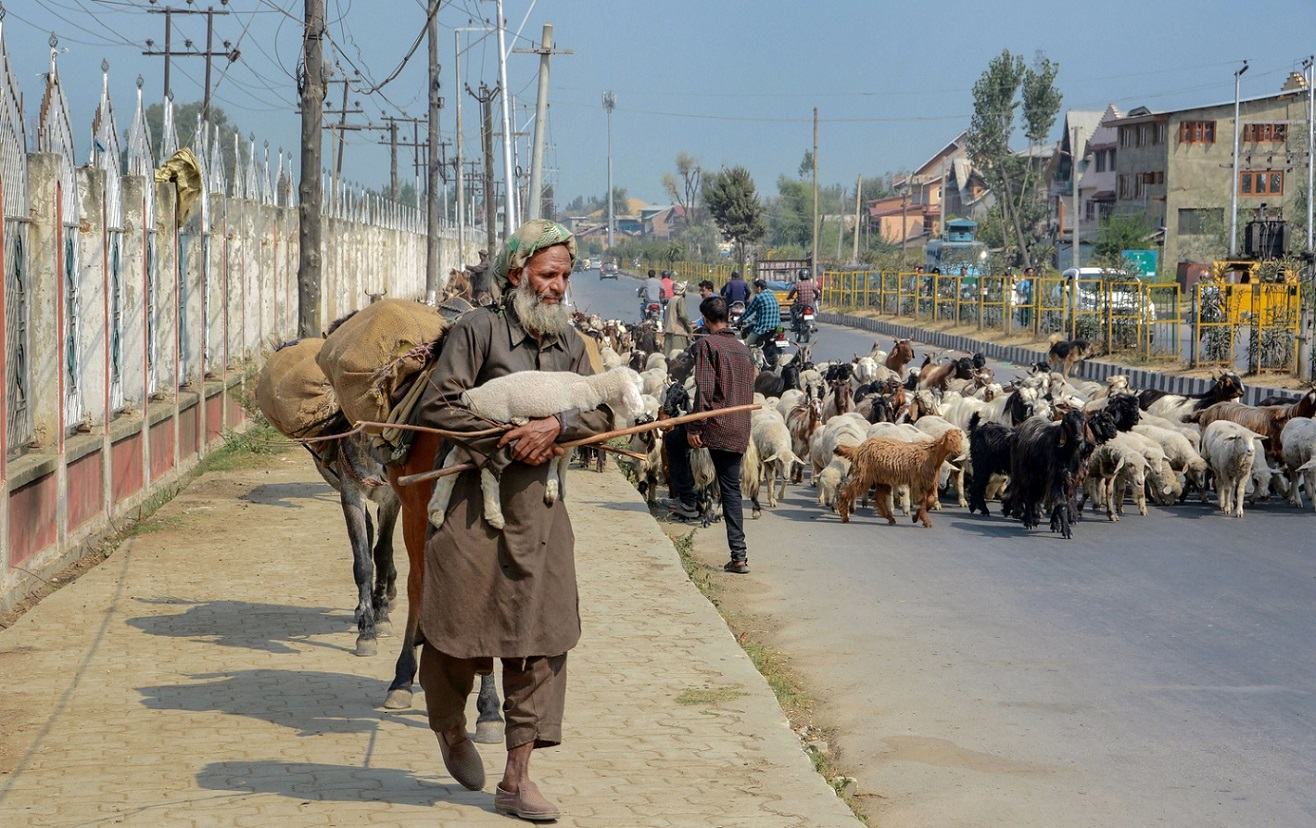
left=1104, top=393, right=1141, bottom=432
left=967, top=412, right=1014, bottom=516
left=1002, top=410, right=1090, bottom=539
left=971, top=352, right=987, bottom=371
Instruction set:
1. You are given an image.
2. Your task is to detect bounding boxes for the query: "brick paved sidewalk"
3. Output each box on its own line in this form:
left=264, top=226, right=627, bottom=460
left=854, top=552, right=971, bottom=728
left=0, top=451, right=857, bottom=827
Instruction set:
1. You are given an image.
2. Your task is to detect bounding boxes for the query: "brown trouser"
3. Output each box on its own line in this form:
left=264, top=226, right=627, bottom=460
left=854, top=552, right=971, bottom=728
left=419, top=643, right=568, bottom=749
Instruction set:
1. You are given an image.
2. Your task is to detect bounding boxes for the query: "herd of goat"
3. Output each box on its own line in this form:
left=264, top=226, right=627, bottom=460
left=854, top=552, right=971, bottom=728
left=586, top=324, right=1316, bottom=540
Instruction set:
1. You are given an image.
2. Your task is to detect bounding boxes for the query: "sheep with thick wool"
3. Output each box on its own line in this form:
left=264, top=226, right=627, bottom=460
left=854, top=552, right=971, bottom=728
left=1201, top=420, right=1265, bottom=518
left=428, top=366, right=644, bottom=530
left=834, top=428, right=965, bottom=527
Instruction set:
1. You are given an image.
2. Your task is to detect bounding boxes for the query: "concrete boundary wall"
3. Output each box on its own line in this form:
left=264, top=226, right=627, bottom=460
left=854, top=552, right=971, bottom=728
left=0, top=41, right=480, bottom=612
left=819, top=312, right=1303, bottom=406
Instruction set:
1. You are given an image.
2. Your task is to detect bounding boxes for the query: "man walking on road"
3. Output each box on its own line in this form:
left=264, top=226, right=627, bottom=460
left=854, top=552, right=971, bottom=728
left=415, top=219, right=613, bottom=821
left=665, top=296, right=755, bottom=573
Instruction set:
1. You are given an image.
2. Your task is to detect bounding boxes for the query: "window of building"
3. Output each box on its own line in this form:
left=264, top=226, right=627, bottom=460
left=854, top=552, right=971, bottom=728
left=1095, top=151, right=1107, bottom=172
left=1242, top=123, right=1288, bottom=142
left=1155, top=123, right=1166, bottom=144
left=1179, top=120, right=1217, bottom=144
left=1119, top=126, right=1130, bottom=148
left=1238, top=170, right=1284, bottom=195
left=1178, top=208, right=1224, bottom=234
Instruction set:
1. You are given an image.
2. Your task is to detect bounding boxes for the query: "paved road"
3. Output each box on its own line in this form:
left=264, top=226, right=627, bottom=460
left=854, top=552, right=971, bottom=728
left=574, top=273, right=1316, bottom=827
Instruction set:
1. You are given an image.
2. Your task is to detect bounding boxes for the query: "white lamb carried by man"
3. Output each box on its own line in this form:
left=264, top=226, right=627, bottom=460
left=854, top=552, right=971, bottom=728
left=428, top=365, right=645, bottom=530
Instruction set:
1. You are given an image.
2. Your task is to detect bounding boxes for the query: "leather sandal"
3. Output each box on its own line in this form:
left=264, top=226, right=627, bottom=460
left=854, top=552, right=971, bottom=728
left=494, top=780, right=561, bottom=821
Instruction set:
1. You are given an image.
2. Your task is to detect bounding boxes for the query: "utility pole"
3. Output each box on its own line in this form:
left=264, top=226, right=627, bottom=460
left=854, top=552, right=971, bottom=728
left=517, top=23, right=570, bottom=220
left=425, top=0, right=441, bottom=303
left=143, top=2, right=235, bottom=115
left=297, top=0, right=326, bottom=337
left=494, top=0, right=517, bottom=234
left=1071, top=125, right=1081, bottom=271
left=811, top=106, right=820, bottom=275
left=1303, top=57, right=1315, bottom=380
left=852, top=174, right=862, bottom=263
left=470, top=83, right=501, bottom=257
left=388, top=120, right=398, bottom=199
left=1229, top=60, right=1249, bottom=257
left=455, top=30, right=467, bottom=265
left=603, top=91, right=616, bottom=249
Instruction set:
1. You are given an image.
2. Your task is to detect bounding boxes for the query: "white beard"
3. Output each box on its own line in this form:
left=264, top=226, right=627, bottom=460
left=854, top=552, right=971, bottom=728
left=511, top=280, right=573, bottom=338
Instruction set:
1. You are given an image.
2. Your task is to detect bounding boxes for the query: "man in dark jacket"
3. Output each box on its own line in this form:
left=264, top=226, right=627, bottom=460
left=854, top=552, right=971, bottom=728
left=664, top=296, right=755, bottom=573
left=720, top=270, right=751, bottom=305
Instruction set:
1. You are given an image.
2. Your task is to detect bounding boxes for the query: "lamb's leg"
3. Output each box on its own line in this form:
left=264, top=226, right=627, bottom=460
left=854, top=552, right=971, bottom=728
left=542, top=452, right=568, bottom=502
left=1218, top=475, right=1230, bottom=515
left=1233, top=475, right=1248, bottom=518
left=1305, top=469, right=1316, bottom=512
left=426, top=448, right=462, bottom=528
left=955, top=467, right=967, bottom=508
left=481, top=468, right=507, bottom=529
left=1286, top=468, right=1302, bottom=508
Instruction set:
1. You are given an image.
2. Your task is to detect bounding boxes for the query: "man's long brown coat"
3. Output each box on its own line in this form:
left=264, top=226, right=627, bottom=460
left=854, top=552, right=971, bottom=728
left=414, top=306, right=612, bottom=659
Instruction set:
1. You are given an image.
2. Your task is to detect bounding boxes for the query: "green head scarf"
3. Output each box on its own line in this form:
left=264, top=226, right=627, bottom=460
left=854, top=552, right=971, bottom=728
left=495, top=219, right=577, bottom=286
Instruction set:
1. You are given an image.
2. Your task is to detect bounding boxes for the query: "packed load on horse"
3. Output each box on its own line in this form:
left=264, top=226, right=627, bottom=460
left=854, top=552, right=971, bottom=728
left=253, top=337, right=339, bottom=438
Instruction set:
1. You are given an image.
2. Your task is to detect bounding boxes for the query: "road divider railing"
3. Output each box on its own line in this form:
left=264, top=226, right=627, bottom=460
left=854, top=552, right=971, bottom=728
left=819, top=268, right=1303, bottom=376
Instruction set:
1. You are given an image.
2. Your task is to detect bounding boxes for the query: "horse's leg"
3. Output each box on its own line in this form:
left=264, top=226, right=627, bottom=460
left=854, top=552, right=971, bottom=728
left=383, top=432, right=442, bottom=710
left=372, top=493, right=401, bottom=637
left=340, top=483, right=379, bottom=657
left=474, top=672, right=505, bottom=744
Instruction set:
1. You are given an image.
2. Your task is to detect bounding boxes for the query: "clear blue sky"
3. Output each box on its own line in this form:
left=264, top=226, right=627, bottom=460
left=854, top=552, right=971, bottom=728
left=6, top=0, right=1316, bottom=206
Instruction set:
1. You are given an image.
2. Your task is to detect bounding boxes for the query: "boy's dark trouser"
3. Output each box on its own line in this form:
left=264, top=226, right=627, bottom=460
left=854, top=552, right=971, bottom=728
left=419, top=644, right=567, bottom=749
left=666, top=424, right=747, bottom=562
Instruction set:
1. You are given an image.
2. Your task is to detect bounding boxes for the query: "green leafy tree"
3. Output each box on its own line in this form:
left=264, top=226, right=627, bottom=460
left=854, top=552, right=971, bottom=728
left=967, top=50, right=1062, bottom=268
left=1094, top=212, right=1154, bottom=263
left=703, top=166, right=766, bottom=267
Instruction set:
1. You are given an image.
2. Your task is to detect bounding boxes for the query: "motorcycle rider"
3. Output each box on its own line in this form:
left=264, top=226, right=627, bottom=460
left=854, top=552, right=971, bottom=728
left=741, top=278, right=782, bottom=366
left=638, top=268, right=663, bottom=320
left=786, top=268, right=818, bottom=336
left=660, top=270, right=675, bottom=305
left=720, top=270, right=751, bottom=306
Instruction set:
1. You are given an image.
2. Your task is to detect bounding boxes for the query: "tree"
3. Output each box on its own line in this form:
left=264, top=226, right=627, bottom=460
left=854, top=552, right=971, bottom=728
left=798, top=150, right=814, bottom=180
left=703, top=166, right=766, bottom=267
left=966, top=50, right=1062, bottom=268
left=661, top=152, right=701, bottom=228
left=1094, top=212, right=1154, bottom=264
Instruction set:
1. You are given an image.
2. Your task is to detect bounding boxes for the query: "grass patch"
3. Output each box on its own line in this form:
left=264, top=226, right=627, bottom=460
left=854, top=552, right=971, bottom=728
left=197, top=423, right=289, bottom=472
left=675, top=686, right=745, bottom=706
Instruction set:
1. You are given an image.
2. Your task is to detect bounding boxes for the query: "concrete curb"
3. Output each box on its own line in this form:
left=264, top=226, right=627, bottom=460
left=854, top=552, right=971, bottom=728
left=820, top=312, right=1304, bottom=405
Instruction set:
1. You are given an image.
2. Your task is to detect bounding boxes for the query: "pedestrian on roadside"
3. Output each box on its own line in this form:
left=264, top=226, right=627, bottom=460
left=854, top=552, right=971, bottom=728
left=663, top=281, right=693, bottom=354
left=697, top=279, right=716, bottom=299
left=414, top=219, right=613, bottom=821
left=664, top=295, right=755, bottom=574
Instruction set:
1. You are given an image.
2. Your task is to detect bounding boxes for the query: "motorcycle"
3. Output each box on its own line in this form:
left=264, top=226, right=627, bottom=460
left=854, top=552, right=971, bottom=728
left=791, top=304, right=815, bottom=343
left=728, top=300, right=746, bottom=327
left=643, top=301, right=664, bottom=330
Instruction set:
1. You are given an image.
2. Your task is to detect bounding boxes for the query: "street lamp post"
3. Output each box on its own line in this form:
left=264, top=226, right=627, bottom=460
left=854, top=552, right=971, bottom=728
left=1229, top=60, right=1249, bottom=257
left=603, top=90, right=616, bottom=251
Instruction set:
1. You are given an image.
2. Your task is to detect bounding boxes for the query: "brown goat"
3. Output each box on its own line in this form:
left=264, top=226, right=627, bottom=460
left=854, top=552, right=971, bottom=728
left=1189, top=401, right=1289, bottom=460
left=834, top=429, right=965, bottom=527
left=885, top=339, right=915, bottom=374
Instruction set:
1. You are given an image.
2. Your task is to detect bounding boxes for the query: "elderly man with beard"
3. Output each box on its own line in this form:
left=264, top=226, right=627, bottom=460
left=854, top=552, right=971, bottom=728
left=413, top=219, right=613, bottom=821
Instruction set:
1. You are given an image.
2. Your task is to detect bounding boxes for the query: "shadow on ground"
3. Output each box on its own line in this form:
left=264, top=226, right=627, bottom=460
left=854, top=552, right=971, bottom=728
left=241, top=482, right=336, bottom=509
left=138, top=668, right=427, bottom=736
left=196, top=760, right=492, bottom=811
left=127, top=599, right=358, bottom=654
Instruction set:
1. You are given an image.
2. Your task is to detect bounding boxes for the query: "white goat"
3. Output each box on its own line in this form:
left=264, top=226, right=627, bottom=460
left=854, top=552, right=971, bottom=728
left=1110, top=431, right=1181, bottom=505
left=1082, top=440, right=1147, bottom=520
left=428, top=367, right=643, bottom=530
left=645, top=352, right=667, bottom=372
left=1280, top=417, right=1316, bottom=509
left=1202, top=420, right=1264, bottom=518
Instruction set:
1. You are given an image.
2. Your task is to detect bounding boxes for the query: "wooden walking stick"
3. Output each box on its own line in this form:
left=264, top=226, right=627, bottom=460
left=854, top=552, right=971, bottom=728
left=394, top=404, right=760, bottom=486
